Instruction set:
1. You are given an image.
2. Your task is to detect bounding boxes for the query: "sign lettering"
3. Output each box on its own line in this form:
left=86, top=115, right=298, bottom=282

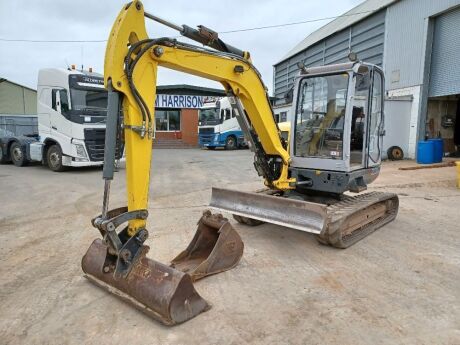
left=155, top=94, right=219, bottom=109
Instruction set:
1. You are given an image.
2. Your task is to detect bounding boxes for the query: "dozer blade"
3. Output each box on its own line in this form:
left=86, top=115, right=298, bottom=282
left=210, top=187, right=399, bottom=249
left=82, top=239, right=210, bottom=326
left=171, top=210, right=244, bottom=281
left=210, top=187, right=328, bottom=234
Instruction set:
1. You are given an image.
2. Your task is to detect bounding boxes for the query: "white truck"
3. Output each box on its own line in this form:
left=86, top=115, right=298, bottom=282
left=198, top=97, right=246, bottom=150
left=0, top=68, right=122, bottom=171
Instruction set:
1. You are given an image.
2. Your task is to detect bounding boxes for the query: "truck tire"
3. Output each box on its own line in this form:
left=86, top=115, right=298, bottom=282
left=46, top=144, right=67, bottom=172
left=225, top=136, right=237, bottom=150
left=0, top=145, right=10, bottom=164
left=10, top=142, right=28, bottom=167
left=387, top=146, right=404, bottom=161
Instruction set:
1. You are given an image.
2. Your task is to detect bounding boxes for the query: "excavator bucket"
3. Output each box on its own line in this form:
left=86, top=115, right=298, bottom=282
left=82, top=239, right=210, bottom=325
left=81, top=211, right=243, bottom=325
left=171, top=210, right=244, bottom=281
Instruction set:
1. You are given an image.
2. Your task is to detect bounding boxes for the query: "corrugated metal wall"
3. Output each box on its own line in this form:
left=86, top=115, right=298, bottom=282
left=23, top=89, right=37, bottom=114
left=0, top=81, right=37, bottom=115
left=273, top=10, right=386, bottom=103
left=384, top=0, right=460, bottom=91
left=429, top=6, right=460, bottom=97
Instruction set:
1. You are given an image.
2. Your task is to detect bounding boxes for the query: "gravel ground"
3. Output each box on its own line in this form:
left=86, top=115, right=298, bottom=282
left=1, top=149, right=459, bottom=345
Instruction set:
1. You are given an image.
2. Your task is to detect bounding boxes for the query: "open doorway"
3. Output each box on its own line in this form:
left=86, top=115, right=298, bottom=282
left=426, top=95, right=459, bottom=157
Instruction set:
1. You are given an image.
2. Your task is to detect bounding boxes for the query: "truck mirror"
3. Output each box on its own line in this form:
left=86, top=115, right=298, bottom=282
left=55, top=90, right=62, bottom=114
left=55, top=89, right=69, bottom=116
left=59, top=89, right=70, bottom=116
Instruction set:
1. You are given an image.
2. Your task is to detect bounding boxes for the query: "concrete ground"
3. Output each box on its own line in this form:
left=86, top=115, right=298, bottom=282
left=1, top=149, right=459, bottom=345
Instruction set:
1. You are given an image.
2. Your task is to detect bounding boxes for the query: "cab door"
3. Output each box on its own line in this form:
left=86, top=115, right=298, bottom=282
left=366, top=69, right=384, bottom=167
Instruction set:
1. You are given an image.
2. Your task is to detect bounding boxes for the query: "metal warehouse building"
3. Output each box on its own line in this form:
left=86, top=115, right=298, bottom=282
left=0, top=78, right=37, bottom=115
left=273, top=0, right=460, bottom=158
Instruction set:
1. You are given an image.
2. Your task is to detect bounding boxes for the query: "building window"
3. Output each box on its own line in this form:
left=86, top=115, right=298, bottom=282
left=280, top=112, right=287, bottom=122
left=274, top=112, right=287, bottom=123
left=155, top=109, right=181, bottom=131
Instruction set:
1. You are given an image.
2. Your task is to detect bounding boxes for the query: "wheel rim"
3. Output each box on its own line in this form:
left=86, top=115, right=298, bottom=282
left=49, top=152, right=60, bottom=168
left=12, top=147, right=23, bottom=161
left=227, top=138, right=235, bottom=148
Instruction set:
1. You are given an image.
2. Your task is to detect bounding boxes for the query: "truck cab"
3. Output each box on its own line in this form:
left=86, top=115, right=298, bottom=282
left=0, top=68, right=122, bottom=171
left=198, top=97, right=246, bottom=150
left=35, top=68, right=114, bottom=170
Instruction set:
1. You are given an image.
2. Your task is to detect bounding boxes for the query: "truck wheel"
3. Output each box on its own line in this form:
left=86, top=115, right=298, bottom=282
left=225, top=136, right=237, bottom=150
left=0, top=145, right=10, bottom=164
left=46, top=145, right=67, bottom=172
left=10, top=142, right=28, bottom=167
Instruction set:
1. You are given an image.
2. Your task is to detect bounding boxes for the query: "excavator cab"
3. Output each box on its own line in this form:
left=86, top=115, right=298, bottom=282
left=290, top=62, right=385, bottom=194
left=211, top=62, right=397, bottom=248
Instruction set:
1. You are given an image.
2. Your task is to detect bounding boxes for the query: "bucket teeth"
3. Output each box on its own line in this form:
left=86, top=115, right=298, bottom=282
left=171, top=210, right=244, bottom=281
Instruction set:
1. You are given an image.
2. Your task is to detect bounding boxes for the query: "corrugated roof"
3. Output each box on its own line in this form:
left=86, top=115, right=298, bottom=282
left=0, top=78, right=36, bottom=92
left=275, top=0, right=399, bottom=65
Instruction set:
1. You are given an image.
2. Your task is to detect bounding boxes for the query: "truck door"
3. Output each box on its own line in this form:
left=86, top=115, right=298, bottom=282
left=50, top=88, right=73, bottom=148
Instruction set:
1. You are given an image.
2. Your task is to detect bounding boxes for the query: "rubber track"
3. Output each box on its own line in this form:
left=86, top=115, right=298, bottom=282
left=316, top=192, right=399, bottom=248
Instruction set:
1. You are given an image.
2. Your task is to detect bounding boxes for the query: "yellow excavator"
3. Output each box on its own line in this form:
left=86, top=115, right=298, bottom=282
left=82, top=1, right=399, bottom=325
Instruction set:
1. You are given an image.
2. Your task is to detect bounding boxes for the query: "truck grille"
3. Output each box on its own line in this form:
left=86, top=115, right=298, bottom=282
left=199, top=127, right=214, bottom=134
left=84, top=128, right=123, bottom=162
left=199, top=134, right=214, bottom=145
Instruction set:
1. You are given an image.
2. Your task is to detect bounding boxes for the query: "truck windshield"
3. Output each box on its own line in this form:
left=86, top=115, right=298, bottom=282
left=67, top=74, right=108, bottom=124
left=71, top=88, right=107, bottom=110
left=69, top=88, right=108, bottom=123
left=199, top=107, right=221, bottom=126
left=71, top=89, right=107, bottom=110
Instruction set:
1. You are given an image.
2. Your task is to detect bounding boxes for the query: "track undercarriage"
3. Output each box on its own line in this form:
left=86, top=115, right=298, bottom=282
left=211, top=187, right=399, bottom=249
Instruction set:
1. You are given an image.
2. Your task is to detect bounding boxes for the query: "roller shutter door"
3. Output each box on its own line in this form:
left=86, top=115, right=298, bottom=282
left=429, top=7, right=460, bottom=97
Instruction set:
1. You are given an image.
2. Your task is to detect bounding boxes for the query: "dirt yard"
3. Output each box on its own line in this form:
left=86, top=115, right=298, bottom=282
left=1, top=149, right=459, bottom=345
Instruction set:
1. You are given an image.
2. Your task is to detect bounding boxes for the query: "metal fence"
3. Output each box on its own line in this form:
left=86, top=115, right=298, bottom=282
left=0, top=115, right=38, bottom=137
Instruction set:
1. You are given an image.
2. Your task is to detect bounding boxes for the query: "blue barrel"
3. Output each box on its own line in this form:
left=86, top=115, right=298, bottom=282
left=428, top=138, right=443, bottom=163
left=417, top=141, right=434, bottom=164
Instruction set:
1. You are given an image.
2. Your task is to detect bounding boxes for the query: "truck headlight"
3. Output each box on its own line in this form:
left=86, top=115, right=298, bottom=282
left=75, top=143, right=88, bottom=158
